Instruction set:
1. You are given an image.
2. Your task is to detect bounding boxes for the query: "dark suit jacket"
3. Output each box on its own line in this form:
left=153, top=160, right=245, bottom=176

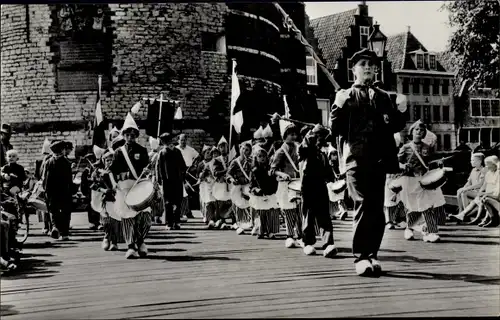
left=157, top=147, right=187, bottom=206
left=110, top=142, right=149, bottom=180
left=329, top=86, right=407, bottom=174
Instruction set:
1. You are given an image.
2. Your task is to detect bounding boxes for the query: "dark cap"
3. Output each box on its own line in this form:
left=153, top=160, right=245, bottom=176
left=1, top=123, right=12, bottom=135
left=49, top=140, right=65, bottom=153
left=350, top=48, right=378, bottom=66
left=159, top=132, right=176, bottom=144
left=111, top=136, right=125, bottom=150
left=64, top=141, right=74, bottom=150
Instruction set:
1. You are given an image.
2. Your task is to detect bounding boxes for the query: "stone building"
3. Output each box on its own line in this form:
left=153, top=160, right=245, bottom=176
left=385, top=26, right=457, bottom=153
left=1, top=3, right=308, bottom=170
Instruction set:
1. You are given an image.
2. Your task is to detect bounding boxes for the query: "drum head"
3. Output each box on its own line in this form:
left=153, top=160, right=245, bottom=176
left=126, top=180, right=155, bottom=207
left=421, top=169, right=443, bottom=184
left=28, top=199, right=47, bottom=212
left=288, top=180, right=301, bottom=192
left=331, top=180, right=347, bottom=194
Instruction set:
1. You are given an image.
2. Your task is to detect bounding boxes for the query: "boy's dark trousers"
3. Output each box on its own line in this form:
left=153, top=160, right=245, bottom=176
left=164, top=201, right=181, bottom=227
left=48, top=203, right=71, bottom=237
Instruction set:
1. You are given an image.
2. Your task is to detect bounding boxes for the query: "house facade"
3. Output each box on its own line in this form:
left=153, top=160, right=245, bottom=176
left=307, top=3, right=394, bottom=127
left=385, top=27, right=457, bottom=153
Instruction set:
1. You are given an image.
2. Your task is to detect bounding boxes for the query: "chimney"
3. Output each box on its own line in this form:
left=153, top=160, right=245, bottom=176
left=357, top=1, right=368, bottom=16
left=407, top=25, right=411, bottom=33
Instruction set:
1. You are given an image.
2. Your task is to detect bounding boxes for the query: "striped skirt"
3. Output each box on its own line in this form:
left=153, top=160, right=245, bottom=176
left=121, top=211, right=153, bottom=246
left=204, top=201, right=217, bottom=223
left=255, top=209, right=280, bottom=236
left=101, top=215, right=125, bottom=244
left=216, top=200, right=233, bottom=220
left=151, top=190, right=164, bottom=218
left=384, top=201, right=406, bottom=224
left=407, top=208, right=440, bottom=234
left=233, top=206, right=252, bottom=229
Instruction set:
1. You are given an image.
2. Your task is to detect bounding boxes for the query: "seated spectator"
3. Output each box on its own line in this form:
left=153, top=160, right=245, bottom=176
left=1, top=149, right=26, bottom=197
left=0, top=218, right=17, bottom=271
left=456, top=153, right=486, bottom=212
left=452, top=155, right=499, bottom=225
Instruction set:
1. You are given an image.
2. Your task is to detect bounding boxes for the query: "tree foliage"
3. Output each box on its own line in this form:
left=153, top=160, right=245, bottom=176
left=442, top=0, right=499, bottom=88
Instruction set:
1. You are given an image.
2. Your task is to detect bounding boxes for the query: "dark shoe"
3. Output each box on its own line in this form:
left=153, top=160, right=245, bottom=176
left=173, top=224, right=181, bottom=230
left=50, top=228, right=60, bottom=239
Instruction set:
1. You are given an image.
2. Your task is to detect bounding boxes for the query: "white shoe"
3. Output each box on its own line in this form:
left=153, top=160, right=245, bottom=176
left=295, top=239, right=305, bottom=248
left=236, top=227, right=244, bottom=235
left=180, top=216, right=188, bottom=222
left=323, top=244, right=338, bottom=258
left=397, top=221, right=407, bottom=229
left=214, top=220, right=222, bottom=228
left=386, top=223, right=395, bottom=230
left=285, top=237, right=296, bottom=248
left=202, top=217, right=207, bottom=224
left=355, top=260, right=374, bottom=276
left=138, top=243, right=148, bottom=257
left=221, top=223, right=227, bottom=229
left=109, top=244, right=118, bottom=251
left=303, top=245, right=316, bottom=255
left=404, top=228, right=414, bottom=240
left=101, top=239, right=110, bottom=251
left=125, top=249, right=139, bottom=259
left=251, top=225, right=259, bottom=236
left=423, top=233, right=440, bottom=243
left=207, top=220, right=215, bottom=229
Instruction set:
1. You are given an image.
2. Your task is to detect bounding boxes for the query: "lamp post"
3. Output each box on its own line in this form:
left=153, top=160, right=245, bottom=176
left=368, top=22, right=387, bottom=58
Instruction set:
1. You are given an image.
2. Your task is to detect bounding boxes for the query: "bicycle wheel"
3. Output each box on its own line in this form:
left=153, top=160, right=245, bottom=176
left=16, top=211, right=29, bottom=244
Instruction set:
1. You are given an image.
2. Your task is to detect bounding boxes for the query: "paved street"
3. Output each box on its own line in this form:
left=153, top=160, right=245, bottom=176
left=1, top=212, right=499, bottom=319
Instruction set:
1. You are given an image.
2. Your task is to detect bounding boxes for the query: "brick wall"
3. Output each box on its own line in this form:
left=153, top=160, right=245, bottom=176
left=1, top=3, right=231, bottom=171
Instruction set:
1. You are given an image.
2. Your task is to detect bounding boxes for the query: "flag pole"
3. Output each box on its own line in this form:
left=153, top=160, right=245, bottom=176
left=229, top=58, right=236, bottom=155
left=157, top=93, right=163, bottom=138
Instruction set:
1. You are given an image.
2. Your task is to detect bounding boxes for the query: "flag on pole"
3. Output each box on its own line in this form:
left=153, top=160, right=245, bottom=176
left=230, top=60, right=243, bottom=134
left=92, top=75, right=107, bottom=157
left=145, top=99, right=176, bottom=138
left=131, top=101, right=142, bottom=114
left=283, top=95, right=291, bottom=118
left=174, top=106, right=183, bottom=120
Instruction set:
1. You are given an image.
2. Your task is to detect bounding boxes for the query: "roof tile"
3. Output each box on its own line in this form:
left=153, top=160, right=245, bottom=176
left=310, top=8, right=357, bottom=71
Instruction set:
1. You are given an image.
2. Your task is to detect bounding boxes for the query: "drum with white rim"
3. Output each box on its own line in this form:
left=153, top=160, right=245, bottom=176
left=27, top=181, right=47, bottom=212
left=419, top=168, right=452, bottom=190
left=287, top=179, right=302, bottom=203
left=125, top=178, right=157, bottom=212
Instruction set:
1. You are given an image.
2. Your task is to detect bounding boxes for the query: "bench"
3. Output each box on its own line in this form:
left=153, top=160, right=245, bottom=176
left=444, top=195, right=458, bottom=207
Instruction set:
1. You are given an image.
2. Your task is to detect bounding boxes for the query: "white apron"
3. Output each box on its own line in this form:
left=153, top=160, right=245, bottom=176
left=249, top=194, right=278, bottom=211
left=231, top=184, right=251, bottom=209
left=199, top=179, right=216, bottom=203
left=399, top=176, right=446, bottom=213
left=276, top=180, right=298, bottom=210
left=384, top=174, right=403, bottom=207
left=114, top=179, right=140, bottom=219
left=327, top=182, right=345, bottom=203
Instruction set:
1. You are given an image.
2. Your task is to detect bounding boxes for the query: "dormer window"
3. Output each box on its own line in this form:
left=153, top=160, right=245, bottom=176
left=429, top=54, right=436, bottom=70
left=416, top=54, right=424, bottom=69
left=360, top=26, right=370, bottom=49
left=306, top=56, right=318, bottom=86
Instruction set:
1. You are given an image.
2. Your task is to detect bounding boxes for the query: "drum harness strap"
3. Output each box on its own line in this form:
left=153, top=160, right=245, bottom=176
left=409, top=142, right=429, bottom=172
left=120, top=146, right=151, bottom=193
left=282, top=146, right=300, bottom=175
left=236, top=158, right=251, bottom=183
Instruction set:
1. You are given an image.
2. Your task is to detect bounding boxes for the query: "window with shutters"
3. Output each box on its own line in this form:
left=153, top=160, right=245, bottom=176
left=432, top=79, right=440, bottom=95
left=443, top=134, right=451, bottom=150
left=442, top=79, right=449, bottom=95
left=306, top=56, right=318, bottom=86
left=347, top=58, right=354, bottom=82
left=53, top=4, right=112, bottom=92
left=442, top=105, right=450, bottom=122
left=412, top=104, right=421, bottom=121
left=412, top=78, right=420, bottom=94
left=432, top=105, right=441, bottom=122
left=402, top=78, right=410, bottom=94
left=423, top=105, right=431, bottom=123
left=423, top=78, right=430, bottom=95
left=492, top=99, right=500, bottom=117
left=359, top=26, right=370, bottom=49
left=436, top=134, right=442, bottom=151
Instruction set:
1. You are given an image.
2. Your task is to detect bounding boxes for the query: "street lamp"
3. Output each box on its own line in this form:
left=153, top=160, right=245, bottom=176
left=368, top=22, right=387, bottom=58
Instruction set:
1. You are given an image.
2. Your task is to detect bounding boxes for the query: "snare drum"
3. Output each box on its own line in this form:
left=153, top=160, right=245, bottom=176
left=419, top=169, right=447, bottom=190
left=389, top=176, right=404, bottom=194
left=288, top=179, right=302, bottom=203
left=125, top=179, right=157, bottom=212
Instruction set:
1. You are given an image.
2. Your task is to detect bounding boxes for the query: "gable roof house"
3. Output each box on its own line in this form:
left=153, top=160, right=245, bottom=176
left=385, top=26, right=457, bottom=152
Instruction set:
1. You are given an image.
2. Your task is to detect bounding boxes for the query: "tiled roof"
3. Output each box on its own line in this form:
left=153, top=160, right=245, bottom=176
left=386, top=32, right=407, bottom=71
left=385, top=29, right=448, bottom=72
left=310, top=8, right=357, bottom=71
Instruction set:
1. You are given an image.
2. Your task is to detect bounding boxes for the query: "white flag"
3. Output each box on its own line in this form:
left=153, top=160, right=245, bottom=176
left=228, top=145, right=237, bottom=162
left=283, top=95, right=290, bottom=118
left=232, top=110, right=244, bottom=134
left=231, top=60, right=240, bottom=111
left=131, top=101, right=142, bottom=114
left=174, top=106, right=183, bottom=120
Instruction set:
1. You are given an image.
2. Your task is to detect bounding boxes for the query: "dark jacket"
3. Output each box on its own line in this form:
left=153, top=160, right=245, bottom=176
left=157, top=147, right=187, bottom=206
left=329, top=85, right=407, bottom=174
left=0, top=140, right=13, bottom=167
left=110, top=142, right=149, bottom=181
left=250, top=163, right=278, bottom=196
left=43, top=155, right=73, bottom=207
left=1, top=163, right=26, bottom=190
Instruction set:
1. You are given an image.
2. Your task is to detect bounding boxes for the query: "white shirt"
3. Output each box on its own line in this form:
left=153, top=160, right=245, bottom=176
left=176, top=145, right=199, bottom=167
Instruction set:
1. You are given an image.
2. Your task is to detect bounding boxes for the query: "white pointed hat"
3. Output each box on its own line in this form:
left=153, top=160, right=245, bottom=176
left=279, top=119, right=295, bottom=139
left=262, top=124, right=273, bottom=138
left=121, top=112, right=139, bottom=134
left=93, top=145, right=107, bottom=159
left=394, top=132, right=402, bottom=146
left=41, top=138, right=51, bottom=154
left=110, top=126, right=120, bottom=135
left=217, top=136, right=228, bottom=146
left=202, top=144, right=211, bottom=153
left=253, top=126, right=264, bottom=139
left=149, top=136, right=160, bottom=151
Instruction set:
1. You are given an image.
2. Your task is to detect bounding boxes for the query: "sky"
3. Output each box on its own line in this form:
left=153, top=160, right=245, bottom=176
left=305, top=1, right=453, bottom=53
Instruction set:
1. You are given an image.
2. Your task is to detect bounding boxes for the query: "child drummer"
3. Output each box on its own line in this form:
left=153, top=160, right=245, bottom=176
left=198, top=146, right=218, bottom=228
left=212, top=137, right=233, bottom=229
left=197, top=145, right=213, bottom=223
left=249, top=146, right=279, bottom=239
left=270, top=120, right=304, bottom=249
left=91, top=150, right=120, bottom=251
left=398, top=120, right=445, bottom=243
